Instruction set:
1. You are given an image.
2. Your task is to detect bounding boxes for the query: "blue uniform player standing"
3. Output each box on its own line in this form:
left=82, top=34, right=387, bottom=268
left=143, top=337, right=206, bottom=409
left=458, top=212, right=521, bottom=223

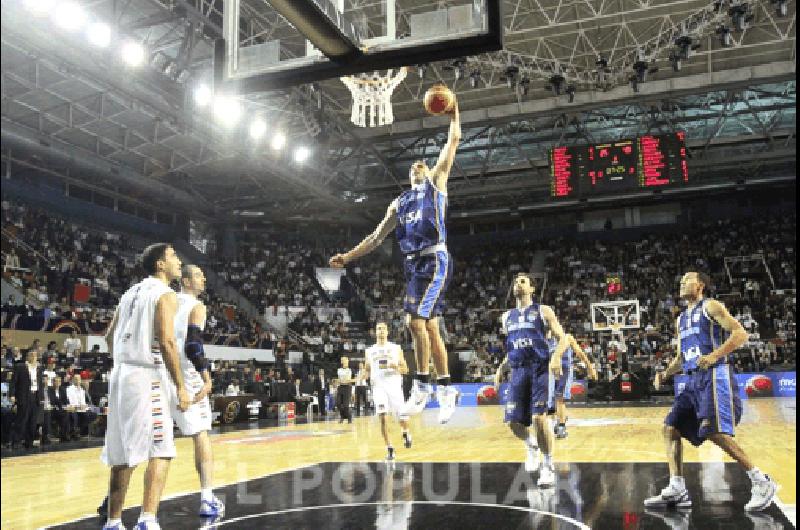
left=550, top=334, right=597, bottom=439
left=330, top=97, right=462, bottom=424
left=645, top=271, right=779, bottom=512
left=494, top=273, right=570, bottom=487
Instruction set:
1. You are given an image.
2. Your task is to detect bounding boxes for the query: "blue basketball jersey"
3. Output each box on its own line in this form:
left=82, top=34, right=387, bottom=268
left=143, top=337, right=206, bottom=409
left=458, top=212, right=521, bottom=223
left=678, top=299, right=728, bottom=372
left=503, top=304, right=550, bottom=366
left=394, top=178, right=447, bottom=254
left=548, top=337, right=573, bottom=369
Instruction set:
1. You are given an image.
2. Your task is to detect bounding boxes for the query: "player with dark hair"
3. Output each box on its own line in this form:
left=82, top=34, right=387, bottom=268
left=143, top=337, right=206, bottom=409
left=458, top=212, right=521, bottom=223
left=645, top=271, right=779, bottom=512
left=100, top=243, right=190, bottom=530
left=494, top=272, right=570, bottom=487
left=330, top=99, right=462, bottom=424
left=363, top=322, right=412, bottom=461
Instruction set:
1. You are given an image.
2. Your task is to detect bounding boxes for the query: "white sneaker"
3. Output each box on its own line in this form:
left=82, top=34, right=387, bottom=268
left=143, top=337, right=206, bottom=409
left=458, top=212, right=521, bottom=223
left=405, top=381, right=431, bottom=415
left=437, top=386, right=460, bottom=424
left=644, top=483, right=692, bottom=509
left=745, top=476, right=779, bottom=512
left=524, top=446, right=540, bottom=473
left=537, top=463, right=555, bottom=487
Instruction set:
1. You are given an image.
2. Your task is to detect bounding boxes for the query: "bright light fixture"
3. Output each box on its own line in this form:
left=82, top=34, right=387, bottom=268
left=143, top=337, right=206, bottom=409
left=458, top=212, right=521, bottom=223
left=249, top=119, right=267, bottom=140
left=53, top=2, right=86, bottom=31
left=193, top=84, right=212, bottom=107
left=212, top=96, right=242, bottom=127
left=270, top=132, right=286, bottom=150
left=86, top=22, right=111, bottom=47
left=121, top=41, right=146, bottom=67
left=294, top=146, right=310, bottom=163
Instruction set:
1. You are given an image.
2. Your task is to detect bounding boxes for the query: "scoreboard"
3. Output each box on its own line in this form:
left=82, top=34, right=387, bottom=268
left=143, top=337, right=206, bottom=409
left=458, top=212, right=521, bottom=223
left=550, top=132, right=689, bottom=198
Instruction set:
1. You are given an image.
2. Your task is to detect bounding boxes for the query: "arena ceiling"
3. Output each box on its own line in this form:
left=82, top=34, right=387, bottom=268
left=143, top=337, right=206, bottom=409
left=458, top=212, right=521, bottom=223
left=1, top=0, right=796, bottom=225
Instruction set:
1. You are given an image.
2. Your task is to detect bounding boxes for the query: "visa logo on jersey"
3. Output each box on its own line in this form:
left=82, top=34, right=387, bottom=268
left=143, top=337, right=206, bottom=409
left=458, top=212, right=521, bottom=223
left=404, top=210, right=423, bottom=224
left=512, top=337, right=534, bottom=349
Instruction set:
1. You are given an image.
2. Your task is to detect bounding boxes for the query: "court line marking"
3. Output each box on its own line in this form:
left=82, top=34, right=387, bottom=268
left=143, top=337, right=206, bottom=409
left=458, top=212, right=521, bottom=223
left=211, top=501, right=591, bottom=529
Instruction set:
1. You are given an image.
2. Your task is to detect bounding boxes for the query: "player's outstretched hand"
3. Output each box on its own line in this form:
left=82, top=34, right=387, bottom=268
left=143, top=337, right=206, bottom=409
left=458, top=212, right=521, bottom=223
left=329, top=254, right=347, bottom=268
left=177, top=387, right=191, bottom=412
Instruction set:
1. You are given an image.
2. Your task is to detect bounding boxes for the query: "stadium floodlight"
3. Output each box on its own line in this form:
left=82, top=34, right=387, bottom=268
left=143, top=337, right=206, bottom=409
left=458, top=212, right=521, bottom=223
left=53, top=2, right=87, bottom=31
left=294, top=146, right=310, bottom=163
left=86, top=22, right=111, bottom=48
left=24, top=0, right=55, bottom=16
left=249, top=119, right=267, bottom=140
left=121, top=41, right=146, bottom=67
left=271, top=132, right=287, bottom=150
left=212, top=96, right=242, bottom=127
left=193, top=84, right=212, bottom=107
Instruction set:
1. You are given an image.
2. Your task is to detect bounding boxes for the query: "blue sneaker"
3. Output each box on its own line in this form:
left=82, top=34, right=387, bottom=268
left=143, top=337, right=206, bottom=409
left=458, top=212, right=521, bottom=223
left=199, top=496, right=225, bottom=517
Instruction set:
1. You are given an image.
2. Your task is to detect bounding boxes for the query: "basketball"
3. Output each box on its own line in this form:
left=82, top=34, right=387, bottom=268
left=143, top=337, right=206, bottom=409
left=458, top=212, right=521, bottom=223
left=424, top=84, right=455, bottom=115
left=745, top=374, right=774, bottom=397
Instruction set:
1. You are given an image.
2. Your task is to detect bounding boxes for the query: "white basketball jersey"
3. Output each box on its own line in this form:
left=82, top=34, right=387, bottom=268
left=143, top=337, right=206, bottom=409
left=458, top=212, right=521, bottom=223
left=366, top=342, right=403, bottom=387
left=175, top=293, right=205, bottom=380
left=113, top=277, right=174, bottom=365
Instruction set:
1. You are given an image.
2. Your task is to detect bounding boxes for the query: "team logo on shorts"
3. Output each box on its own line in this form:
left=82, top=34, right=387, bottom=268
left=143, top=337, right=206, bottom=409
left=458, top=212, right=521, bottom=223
left=505, top=401, right=516, bottom=412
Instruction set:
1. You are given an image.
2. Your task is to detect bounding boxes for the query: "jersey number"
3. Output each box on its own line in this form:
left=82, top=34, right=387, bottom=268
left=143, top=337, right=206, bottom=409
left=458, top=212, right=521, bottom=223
left=404, top=210, right=422, bottom=224
left=684, top=345, right=702, bottom=361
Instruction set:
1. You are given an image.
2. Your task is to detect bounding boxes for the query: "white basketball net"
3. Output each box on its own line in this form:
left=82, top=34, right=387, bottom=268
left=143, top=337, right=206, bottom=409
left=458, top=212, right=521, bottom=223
left=340, top=68, right=407, bottom=127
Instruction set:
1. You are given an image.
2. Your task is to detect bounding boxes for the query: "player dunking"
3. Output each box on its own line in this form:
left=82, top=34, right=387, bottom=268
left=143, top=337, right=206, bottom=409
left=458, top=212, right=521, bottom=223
left=363, top=322, right=413, bottom=461
left=100, top=244, right=190, bottom=530
left=645, top=271, right=779, bottom=512
left=330, top=98, right=462, bottom=423
left=494, top=273, right=570, bottom=487
left=549, top=333, right=597, bottom=439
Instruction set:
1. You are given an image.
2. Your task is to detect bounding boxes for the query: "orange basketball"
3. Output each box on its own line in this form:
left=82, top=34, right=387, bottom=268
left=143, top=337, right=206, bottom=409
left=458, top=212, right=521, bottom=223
left=423, top=84, right=455, bottom=115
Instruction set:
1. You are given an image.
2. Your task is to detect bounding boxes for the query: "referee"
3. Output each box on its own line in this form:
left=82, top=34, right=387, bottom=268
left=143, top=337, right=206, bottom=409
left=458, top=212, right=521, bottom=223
left=336, top=356, right=355, bottom=424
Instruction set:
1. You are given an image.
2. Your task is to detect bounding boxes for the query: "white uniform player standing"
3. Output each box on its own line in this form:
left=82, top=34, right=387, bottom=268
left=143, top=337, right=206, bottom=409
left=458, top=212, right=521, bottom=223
left=171, top=265, right=224, bottom=518
left=363, top=322, right=412, bottom=461
left=100, top=243, right=190, bottom=530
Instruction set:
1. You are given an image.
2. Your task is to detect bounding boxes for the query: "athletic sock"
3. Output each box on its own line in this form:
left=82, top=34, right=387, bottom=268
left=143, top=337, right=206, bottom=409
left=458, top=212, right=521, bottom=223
left=669, top=476, right=686, bottom=490
left=415, top=373, right=430, bottom=384
left=746, top=467, right=767, bottom=483
left=437, top=376, right=451, bottom=386
left=201, top=488, right=214, bottom=502
left=525, top=433, right=538, bottom=449
left=106, top=518, right=122, bottom=527
left=543, top=454, right=553, bottom=467
left=137, top=512, right=157, bottom=523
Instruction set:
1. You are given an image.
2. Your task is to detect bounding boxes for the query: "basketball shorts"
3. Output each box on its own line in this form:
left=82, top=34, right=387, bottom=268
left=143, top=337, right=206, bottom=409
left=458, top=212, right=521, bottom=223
left=554, top=365, right=574, bottom=400
left=172, top=369, right=212, bottom=436
left=504, top=362, right=555, bottom=426
left=665, top=364, right=742, bottom=447
left=101, top=363, right=176, bottom=467
left=372, top=380, right=408, bottom=420
left=403, top=250, right=453, bottom=320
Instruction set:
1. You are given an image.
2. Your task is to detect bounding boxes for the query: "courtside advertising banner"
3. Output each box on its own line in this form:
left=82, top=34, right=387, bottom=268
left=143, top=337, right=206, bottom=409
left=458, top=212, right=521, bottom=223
left=674, top=372, right=796, bottom=399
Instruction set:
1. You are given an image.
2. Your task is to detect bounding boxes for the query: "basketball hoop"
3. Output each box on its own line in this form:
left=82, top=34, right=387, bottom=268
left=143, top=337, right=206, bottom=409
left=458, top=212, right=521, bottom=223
left=340, top=67, right=407, bottom=127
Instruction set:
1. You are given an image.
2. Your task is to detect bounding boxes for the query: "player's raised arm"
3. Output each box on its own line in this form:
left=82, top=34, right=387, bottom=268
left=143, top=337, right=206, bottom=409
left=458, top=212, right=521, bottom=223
left=697, top=300, right=749, bottom=369
left=541, top=305, right=568, bottom=377
left=330, top=201, right=398, bottom=267
left=431, top=100, right=461, bottom=192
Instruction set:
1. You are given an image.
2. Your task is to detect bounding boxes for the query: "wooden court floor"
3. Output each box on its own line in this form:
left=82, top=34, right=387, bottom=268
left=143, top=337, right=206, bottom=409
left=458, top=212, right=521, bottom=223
left=1, top=398, right=795, bottom=529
